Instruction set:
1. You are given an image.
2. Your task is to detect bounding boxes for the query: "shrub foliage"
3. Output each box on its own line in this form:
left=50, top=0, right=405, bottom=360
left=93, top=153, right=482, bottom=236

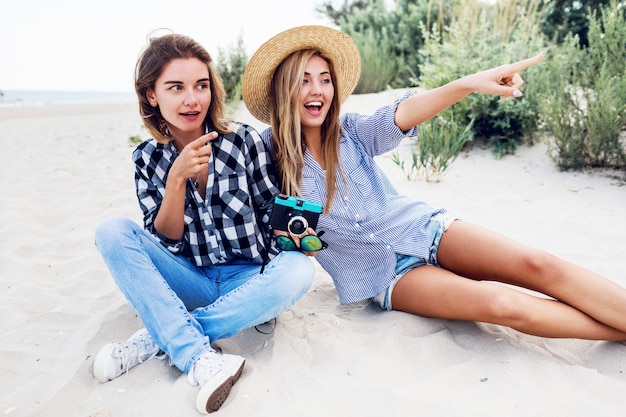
left=392, top=111, right=474, bottom=181
left=215, top=35, right=248, bottom=106
left=538, top=0, right=626, bottom=170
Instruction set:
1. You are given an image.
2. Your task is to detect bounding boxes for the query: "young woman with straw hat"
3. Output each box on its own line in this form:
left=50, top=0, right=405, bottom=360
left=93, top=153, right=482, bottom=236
left=242, top=25, right=626, bottom=341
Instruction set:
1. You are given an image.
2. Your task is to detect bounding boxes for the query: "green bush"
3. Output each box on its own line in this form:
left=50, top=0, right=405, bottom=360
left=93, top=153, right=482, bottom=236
left=468, top=91, right=538, bottom=158
left=418, top=0, right=547, bottom=158
left=128, top=134, right=143, bottom=147
left=322, top=0, right=400, bottom=93
left=319, top=0, right=460, bottom=91
left=538, top=0, right=626, bottom=170
left=351, top=26, right=398, bottom=94
left=320, top=0, right=624, bottom=175
left=392, top=110, right=474, bottom=181
left=216, top=35, right=248, bottom=107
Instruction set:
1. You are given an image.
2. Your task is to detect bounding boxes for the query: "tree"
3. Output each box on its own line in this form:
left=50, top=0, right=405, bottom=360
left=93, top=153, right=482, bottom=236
left=540, top=0, right=613, bottom=47
left=216, top=35, right=248, bottom=103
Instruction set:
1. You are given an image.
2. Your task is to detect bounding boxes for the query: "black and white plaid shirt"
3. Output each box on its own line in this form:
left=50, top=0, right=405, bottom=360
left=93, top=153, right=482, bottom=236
left=133, top=122, right=279, bottom=266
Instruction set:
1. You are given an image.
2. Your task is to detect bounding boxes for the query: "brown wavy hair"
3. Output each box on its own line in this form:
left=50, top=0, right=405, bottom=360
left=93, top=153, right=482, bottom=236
left=135, top=33, right=232, bottom=144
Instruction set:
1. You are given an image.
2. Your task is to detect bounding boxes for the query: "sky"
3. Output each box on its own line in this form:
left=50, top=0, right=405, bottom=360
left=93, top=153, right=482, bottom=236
left=0, top=0, right=331, bottom=93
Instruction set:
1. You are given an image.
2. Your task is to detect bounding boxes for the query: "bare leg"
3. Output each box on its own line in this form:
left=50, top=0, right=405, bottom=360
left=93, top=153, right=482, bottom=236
left=391, top=221, right=626, bottom=340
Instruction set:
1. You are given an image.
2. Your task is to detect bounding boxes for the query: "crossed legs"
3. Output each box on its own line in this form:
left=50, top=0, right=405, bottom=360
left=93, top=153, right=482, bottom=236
left=391, top=220, right=626, bottom=340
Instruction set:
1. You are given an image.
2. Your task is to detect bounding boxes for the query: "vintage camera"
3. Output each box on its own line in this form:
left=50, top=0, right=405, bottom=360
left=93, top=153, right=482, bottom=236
left=269, top=194, right=323, bottom=237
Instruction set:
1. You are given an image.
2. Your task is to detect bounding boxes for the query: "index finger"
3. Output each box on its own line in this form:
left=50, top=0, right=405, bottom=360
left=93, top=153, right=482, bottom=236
left=508, top=51, right=546, bottom=73
left=201, top=131, right=220, bottom=142
left=189, top=131, right=219, bottom=148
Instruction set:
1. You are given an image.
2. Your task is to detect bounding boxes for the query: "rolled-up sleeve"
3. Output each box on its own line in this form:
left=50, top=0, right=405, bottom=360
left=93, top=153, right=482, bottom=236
left=342, top=91, right=418, bottom=157
left=133, top=142, right=185, bottom=254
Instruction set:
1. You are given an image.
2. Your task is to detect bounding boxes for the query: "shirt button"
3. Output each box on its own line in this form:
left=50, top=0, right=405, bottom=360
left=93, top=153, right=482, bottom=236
left=386, top=245, right=392, bottom=249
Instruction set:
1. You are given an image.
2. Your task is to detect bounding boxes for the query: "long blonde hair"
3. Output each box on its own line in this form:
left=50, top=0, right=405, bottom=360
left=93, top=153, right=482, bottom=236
left=270, top=50, right=343, bottom=212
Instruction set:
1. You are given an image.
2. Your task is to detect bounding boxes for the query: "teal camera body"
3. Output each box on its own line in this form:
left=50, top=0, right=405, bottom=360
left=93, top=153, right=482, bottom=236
left=269, top=194, right=323, bottom=237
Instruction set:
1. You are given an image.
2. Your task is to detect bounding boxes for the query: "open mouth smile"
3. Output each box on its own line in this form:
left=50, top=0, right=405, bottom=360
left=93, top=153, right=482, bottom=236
left=304, top=101, right=323, bottom=115
left=180, top=111, right=201, bottom=120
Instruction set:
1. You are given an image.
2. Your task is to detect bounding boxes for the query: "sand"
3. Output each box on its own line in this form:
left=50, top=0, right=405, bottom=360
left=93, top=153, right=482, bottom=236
left=1, top=92, right=625, bottom=417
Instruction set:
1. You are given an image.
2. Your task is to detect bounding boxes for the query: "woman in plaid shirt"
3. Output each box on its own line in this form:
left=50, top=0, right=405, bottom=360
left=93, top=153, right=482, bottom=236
left=92, top=33, right=314, bottom=414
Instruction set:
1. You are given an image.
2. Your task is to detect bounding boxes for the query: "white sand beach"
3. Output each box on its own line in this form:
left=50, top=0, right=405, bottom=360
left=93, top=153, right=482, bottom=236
left=1, top=92, right=625, bottom=417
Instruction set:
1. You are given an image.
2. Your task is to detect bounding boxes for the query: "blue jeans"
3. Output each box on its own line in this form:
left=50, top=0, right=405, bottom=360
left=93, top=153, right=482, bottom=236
left=94, top=217, right=314, bottom=373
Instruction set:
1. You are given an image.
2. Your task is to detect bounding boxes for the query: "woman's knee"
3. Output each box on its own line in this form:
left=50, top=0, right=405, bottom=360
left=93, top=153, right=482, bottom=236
left=94, top=217, right=139, bottom=251
left=272, top=251, right=315, bottom=293
left=484, top=291, right=535, bottom=326
left=517, top=249, right=567, bottom=289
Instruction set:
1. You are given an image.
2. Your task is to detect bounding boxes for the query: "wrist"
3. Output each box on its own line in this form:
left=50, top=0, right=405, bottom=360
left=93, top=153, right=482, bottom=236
left=451, top=75, right=476, bottom=96
left=166, top=166, right=189, bottom=189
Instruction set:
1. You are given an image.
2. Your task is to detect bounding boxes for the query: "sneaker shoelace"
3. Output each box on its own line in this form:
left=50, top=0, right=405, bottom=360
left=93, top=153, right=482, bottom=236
left=114, top=334, right=165, bottom=377
left=188, top=353, right=224, bottom=386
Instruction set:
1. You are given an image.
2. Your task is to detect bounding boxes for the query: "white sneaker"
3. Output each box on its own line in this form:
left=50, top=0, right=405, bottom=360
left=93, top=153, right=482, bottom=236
left=187, top=351, right=245, bottom=414
left=93, top=328, right=166, bottom=382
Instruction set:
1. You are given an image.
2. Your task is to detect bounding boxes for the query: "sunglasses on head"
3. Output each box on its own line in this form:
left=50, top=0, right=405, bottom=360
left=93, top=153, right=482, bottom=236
left=276, top=232, right=328, bottom=252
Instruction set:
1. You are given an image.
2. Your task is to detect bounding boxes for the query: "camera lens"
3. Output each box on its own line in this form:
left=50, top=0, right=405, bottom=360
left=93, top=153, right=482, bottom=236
left=287, top=216, right=308, bottom=236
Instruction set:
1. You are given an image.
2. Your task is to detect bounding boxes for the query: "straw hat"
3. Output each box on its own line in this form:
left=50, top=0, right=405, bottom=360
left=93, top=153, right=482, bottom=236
left=242, top=25, right=361, bottom=125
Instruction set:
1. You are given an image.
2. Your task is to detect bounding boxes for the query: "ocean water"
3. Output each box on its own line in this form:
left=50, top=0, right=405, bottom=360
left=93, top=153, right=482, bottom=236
left=0, top=89, right=137, bottom=107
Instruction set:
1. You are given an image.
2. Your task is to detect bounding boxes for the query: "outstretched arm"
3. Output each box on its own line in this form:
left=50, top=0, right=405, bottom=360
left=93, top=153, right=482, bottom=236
left=394, top=52, right=546, bottom=131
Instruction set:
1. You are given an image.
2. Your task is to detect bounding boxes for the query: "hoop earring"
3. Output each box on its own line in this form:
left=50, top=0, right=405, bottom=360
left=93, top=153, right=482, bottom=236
left=159, top=119, right=171, bottom=137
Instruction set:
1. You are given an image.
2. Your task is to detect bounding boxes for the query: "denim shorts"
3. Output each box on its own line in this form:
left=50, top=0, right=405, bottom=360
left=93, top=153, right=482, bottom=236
left=373, top=214, right=456, bottom=311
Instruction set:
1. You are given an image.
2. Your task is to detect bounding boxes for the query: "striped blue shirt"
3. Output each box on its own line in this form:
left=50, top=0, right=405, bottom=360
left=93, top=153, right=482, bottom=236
left=261, top=93, right=445, bottom=303
left=134, top=122, right=278, bottom=266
